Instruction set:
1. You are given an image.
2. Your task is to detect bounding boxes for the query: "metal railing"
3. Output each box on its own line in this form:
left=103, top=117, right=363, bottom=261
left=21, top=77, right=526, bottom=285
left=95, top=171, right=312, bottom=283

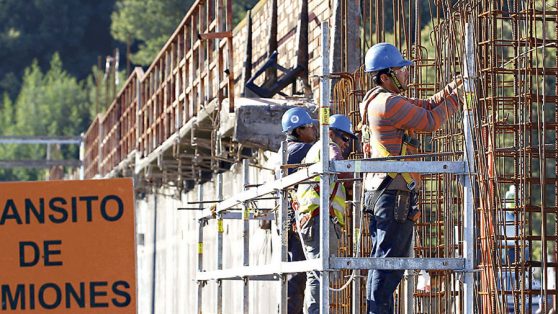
left=194, top=22, right=476, bottom=314
left=82, top=0, right=234, bottom=180
left=137, top=0, right=233, bottom=158
left=99, top=68, right=143, bottom=176
left=83, top=117, right=100, bottom=179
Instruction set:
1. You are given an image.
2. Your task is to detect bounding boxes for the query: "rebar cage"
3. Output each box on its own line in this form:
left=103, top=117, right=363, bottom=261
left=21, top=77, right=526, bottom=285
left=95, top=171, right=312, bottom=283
left=329, top=0, right=558, bottom=313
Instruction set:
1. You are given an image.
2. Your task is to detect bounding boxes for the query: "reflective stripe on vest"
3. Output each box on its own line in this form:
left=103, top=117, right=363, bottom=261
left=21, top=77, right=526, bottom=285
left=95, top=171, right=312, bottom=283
left=295, top=142, right=346, bottom=226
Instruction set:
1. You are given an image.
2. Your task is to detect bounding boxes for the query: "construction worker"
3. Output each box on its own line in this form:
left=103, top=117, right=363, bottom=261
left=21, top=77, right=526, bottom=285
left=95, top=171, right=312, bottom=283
left=281, top=107, right=317, bottom=314
left=295, top=114, right=356, bottom=314
left=360, top=43, right=463, bottom=313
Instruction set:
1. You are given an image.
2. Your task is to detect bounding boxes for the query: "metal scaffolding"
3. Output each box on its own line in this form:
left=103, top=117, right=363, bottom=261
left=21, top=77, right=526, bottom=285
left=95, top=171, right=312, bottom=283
left=195, top=22, right=476, bottom=314
left=75, top=0, right=558, bottom=312
left=336, top=1, right=558, bottom=312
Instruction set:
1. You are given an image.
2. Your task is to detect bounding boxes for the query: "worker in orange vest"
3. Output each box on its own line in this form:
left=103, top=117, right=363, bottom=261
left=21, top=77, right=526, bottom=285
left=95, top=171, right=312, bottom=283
left=360, top=43, right=463, bottom=313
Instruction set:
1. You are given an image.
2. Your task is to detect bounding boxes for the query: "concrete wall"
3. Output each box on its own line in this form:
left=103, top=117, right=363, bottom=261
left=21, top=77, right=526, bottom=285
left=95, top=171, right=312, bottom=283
left=232, top=0, right=333, bottom=100
left=135, top=1, right=359, bottom=312
left=137, top=153, right=282, bottom=313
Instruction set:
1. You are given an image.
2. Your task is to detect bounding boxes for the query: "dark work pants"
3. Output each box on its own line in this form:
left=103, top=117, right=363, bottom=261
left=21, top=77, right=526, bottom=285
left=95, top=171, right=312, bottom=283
left=365, top=190, right=415, bottom=314
left=288, top=230, right=306, bottom=314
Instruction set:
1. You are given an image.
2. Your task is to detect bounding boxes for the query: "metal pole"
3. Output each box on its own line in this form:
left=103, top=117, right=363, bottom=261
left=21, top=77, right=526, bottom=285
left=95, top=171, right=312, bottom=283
left=46, top=143, right=51, bottom=180
left=404, top=247, right=415, bottom=313
left=463, top=107, right=475, bottom=314
left=278, top=141, right=288, bottom=314
left=352, top=171, right=362, bottom=314
left=462, top=21, right=476, bottom=314
left=79, top=134, right=85, bottom=180
left=0, top=136, right=82, bottom=144
left=242, top=159, right=250, bottom=314
left=215, top=173, right=224, bottom=314
left=135, top=71, right=142, bottom=175
left=319, top=21, right=331, bottom=314
left=196, top=184, right=205, bottom=314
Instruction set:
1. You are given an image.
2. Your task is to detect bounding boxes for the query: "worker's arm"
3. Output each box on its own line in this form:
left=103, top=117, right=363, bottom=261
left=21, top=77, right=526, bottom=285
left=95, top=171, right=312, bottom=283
left=409, top=79, right=462, bottom=110
left=329, top=144, right=352, bottom=189
left=384, top=83, right=462, bottom=132
left=427, top=79, right=463, bottom=106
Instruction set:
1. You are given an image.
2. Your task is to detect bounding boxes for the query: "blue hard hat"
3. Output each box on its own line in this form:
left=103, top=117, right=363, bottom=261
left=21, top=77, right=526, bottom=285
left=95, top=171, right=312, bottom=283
left=329, top=114, right=357, bottom=139
left=281, top=107, right=317, bottom=132
left=364, top=43, right=413, bottom=72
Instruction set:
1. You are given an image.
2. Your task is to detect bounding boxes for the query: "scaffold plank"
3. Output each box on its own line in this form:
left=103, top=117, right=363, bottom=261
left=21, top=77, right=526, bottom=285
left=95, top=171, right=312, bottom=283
left=329, top=257, right=465, bottom=270
left=331, top=160, right=467, bottom=174
left=196, top=257, right=465, bottom=282
left=197, top=259, right=322, bottom=281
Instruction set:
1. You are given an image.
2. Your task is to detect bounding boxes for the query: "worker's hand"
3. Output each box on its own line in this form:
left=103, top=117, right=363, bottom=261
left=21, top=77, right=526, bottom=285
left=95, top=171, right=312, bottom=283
left=408, top=210, right=421, bottom=223
left=446, top=76, right=465, bottom=103
left=453, top=75, right=463, bottom=87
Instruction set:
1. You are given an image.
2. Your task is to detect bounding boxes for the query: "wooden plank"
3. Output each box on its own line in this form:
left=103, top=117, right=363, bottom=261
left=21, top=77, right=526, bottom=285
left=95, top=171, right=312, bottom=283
left=198, top=31, right=233, bottom=40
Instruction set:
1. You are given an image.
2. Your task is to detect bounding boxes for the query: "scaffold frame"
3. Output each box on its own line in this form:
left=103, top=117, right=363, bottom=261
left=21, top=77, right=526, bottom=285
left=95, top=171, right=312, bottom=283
left=195, top=22, right=476, bottom=314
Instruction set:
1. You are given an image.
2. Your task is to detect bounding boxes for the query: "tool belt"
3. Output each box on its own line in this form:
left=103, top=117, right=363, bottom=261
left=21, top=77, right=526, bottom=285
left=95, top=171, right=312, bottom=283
left=363, top=176, right=392, bottom=214
left=364, top=182, right=421, bottom=223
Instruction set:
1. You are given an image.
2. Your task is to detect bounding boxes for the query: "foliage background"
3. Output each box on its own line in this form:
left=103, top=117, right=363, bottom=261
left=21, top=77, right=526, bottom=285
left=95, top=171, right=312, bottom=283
left=0, top=0, right=258, bottom=180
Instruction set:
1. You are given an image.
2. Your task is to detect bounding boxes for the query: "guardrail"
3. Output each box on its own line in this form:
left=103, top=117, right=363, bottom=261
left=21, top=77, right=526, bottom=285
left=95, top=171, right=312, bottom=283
left=137, top=0, right=233, bottom=158
left=99, top=68, right=143, bottom=176
left=82, top=0, right=234, bottom=178
left=83, top=117, right=100, bottom=179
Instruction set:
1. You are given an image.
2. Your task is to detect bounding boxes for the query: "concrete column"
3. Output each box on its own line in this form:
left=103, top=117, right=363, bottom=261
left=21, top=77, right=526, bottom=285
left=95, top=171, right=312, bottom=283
left=330, top=0, right=362, bottom=74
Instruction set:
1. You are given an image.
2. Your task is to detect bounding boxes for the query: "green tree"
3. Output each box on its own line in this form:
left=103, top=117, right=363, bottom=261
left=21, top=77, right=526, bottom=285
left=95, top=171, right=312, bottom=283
left=0, top=54, right=90, bottom=181
left=0, top=0, right=118, bottom=99
left=111, top=0, right=194, bottom=65
left=0, top=94, right=17, bottom=180
left=111, top=0, right=260, bottom=65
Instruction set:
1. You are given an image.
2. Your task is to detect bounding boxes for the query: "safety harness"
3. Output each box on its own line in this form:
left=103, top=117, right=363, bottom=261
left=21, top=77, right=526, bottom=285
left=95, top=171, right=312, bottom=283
left=292, top=142, right=347, bottom=230
left=389, top=69, right=404, bottom=92
left=360, top=90, right=419, bottom=191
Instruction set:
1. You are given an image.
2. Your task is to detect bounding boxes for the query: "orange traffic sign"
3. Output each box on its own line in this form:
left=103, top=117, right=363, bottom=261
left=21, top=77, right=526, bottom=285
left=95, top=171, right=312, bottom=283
left=0, top=178, right=136, bottom=313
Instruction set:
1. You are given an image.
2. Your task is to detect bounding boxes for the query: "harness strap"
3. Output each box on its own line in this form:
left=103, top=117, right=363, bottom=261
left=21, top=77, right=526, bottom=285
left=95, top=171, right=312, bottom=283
left=388, top=70, right=404, bottom=92
left=371, top=132, right=416, bottom=190
left=297, top=181, right=341, bottom=228
left=361, top=90, right=417, bottom=190
left=312, top=181, right=340, bottom=218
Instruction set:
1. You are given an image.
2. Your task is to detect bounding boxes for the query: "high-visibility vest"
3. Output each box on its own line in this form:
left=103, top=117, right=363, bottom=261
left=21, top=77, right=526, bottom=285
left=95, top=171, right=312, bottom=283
left=295, top=141, right=346, bottom=226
